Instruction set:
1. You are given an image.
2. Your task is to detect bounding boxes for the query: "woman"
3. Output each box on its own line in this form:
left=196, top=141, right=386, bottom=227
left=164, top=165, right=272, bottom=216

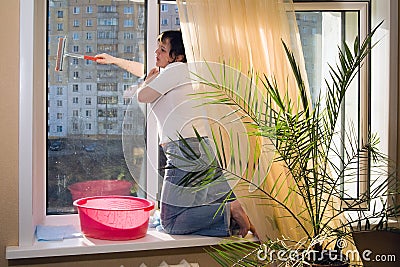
left=97, top=30, right=254, bottom=237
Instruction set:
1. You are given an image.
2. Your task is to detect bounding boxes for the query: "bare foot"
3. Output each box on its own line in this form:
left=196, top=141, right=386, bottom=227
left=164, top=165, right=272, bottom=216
left=230, top=200, right=257, bottom=237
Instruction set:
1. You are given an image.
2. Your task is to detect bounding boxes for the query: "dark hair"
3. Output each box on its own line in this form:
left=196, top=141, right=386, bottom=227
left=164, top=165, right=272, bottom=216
left=157, top=30, right=187, bottom=63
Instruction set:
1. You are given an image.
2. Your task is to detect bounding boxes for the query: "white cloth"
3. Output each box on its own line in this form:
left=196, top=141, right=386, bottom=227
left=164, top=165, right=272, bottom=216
left=36, top=225, right=82, bottom=241
left=147, top=62, right=209, bottom=144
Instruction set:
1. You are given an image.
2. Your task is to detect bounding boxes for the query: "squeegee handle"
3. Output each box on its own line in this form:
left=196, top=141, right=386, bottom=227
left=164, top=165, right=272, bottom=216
left=84, top=55, right=98, bottom=61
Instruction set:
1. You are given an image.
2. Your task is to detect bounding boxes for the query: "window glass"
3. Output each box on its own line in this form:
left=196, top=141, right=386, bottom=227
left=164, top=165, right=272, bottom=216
left=296, top=11, right=362, bottom=199
left=47, top=0, right=146, bottom=214
left=46, top=0, right=366, bottom=215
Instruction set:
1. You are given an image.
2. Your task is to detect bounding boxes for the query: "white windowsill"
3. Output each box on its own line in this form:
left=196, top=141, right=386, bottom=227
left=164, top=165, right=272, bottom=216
left=6, top=229, right=256, bottom=260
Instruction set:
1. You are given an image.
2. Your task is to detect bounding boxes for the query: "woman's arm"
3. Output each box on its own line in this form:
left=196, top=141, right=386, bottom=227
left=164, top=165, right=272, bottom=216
left=95, top=53, right=145, bottom=78
left=137, top=67, right=162, bottom=103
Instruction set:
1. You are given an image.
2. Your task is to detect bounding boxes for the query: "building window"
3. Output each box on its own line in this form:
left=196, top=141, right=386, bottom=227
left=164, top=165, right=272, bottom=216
left=57, top=10, right=63, bottom=18
left=73, top=19, right=80, bottom=27
left=57, top=100, right=63, bottom=107
left=98, top=5, right=117, bottom=13
left=72, top=110, right=79, bottom=117
left=85, top=71, right=92, bottom=78
left=124, top=6, right=133, bottom=14
left=73, top=71, right=79, bottom=78
left=124, top=32, right=134, bottom=39
left=123, top=71, right=134, bottom=79
left=86, top=32, right=92, bottom=40
left=56, top=87, right=63, bottom=95
left=161, top=4, right=168, bottom=12
left=72, top=32, right=79, bottom=40
left=98, top=83, right=118, bottom=91
left=73, top=45, right=79, bottom=52
left=98, top=109, right=118, bottom=118
left=86, top=110, right=91, bottom=117
left=124, top=45, right=134, bottom=53
left=85, top=97, right=92, bottom=105
left=86, top=19, right=93, bottom=27
left=103, top=123, right=113, bottom=130
left=98, top=31, right=117, bottom=39
left=86, top=45, right=93, bottom=53
left=124, top=19, right=134, bottom=27
left=161, top=18, right=168, bottom=26
left=57, top=113, right=63, bottom=119
left=72, top=84, right=78, bottom=92
left=57, top=23, right=63, bottom=31
left=86, top=6, right=93, bottom=14
left=98, top=18, right=118, bottom=26
left=73, top=6, right=80, bottom=14
left=97, top=44, right=117, bottom=53
left=72, top=97, right=78, bottom=104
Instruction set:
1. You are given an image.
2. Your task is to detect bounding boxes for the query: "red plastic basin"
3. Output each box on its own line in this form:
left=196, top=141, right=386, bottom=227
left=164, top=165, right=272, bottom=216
left=68, top=180, right=133, bottom=201
left=74, top=196, right=154, bottom=240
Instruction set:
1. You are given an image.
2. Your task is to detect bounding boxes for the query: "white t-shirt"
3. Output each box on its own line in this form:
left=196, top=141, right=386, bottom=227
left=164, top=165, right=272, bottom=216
left=147, top=62, right=209, bottom=144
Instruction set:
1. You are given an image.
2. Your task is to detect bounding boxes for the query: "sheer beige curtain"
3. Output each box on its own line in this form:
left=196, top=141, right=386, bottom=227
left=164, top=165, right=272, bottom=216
left=176, top=0, right=312, bottom=242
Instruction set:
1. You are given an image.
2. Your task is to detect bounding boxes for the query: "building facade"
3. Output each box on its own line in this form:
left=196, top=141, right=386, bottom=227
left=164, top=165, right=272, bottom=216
left=48, top=0, right=145, bottom=138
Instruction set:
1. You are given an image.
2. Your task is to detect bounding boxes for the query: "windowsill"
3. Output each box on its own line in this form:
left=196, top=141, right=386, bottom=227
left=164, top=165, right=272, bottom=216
left=6, top=229, right=257, bottom=260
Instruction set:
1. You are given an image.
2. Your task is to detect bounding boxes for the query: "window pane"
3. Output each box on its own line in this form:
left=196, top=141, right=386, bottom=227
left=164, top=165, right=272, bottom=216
left=296, top=11, right=362, bottom=199
left=47, top=0, right=146, bottom=214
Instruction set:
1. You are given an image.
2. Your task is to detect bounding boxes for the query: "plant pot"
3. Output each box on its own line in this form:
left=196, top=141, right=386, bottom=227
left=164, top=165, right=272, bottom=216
left=352, top=230, right=400, bottom=267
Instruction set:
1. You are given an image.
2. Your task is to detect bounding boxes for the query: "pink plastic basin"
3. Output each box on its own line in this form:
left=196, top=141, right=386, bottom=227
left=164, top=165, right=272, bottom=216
left=74, top=196, right=154, bottom=240
left=68, top=180, right=133, bottom=201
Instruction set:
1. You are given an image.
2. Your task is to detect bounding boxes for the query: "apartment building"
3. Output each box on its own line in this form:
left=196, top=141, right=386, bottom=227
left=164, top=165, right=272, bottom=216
left=48, top=0, right=145, bottom=138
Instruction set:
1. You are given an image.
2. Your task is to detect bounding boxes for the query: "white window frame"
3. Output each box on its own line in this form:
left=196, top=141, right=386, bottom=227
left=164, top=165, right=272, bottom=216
left=7, top=0, right=397, bottom=260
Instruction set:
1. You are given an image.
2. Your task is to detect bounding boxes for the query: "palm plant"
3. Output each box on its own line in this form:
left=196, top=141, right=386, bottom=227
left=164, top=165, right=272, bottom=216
left=169, top=22, right=399, bottom=266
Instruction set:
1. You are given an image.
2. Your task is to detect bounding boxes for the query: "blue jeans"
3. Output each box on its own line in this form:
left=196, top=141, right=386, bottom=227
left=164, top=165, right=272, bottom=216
left=160, top=137, right=234, bottom=236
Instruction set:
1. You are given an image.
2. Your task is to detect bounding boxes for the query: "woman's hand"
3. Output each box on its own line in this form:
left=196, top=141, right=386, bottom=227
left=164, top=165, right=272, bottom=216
left=145, top=67, right=159, bottom=83
left=95, top=53, right=117, bottom=65
left=230, top=200, right=257, bottom=238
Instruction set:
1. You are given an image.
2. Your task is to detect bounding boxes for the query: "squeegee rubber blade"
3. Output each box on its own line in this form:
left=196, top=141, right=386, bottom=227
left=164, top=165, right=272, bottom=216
left=55, top=37, right=66, bottom=71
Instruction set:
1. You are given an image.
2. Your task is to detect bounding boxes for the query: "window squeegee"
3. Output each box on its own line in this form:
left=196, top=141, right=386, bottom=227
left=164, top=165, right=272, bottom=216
left=55, top=36, right=98, bottom=71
